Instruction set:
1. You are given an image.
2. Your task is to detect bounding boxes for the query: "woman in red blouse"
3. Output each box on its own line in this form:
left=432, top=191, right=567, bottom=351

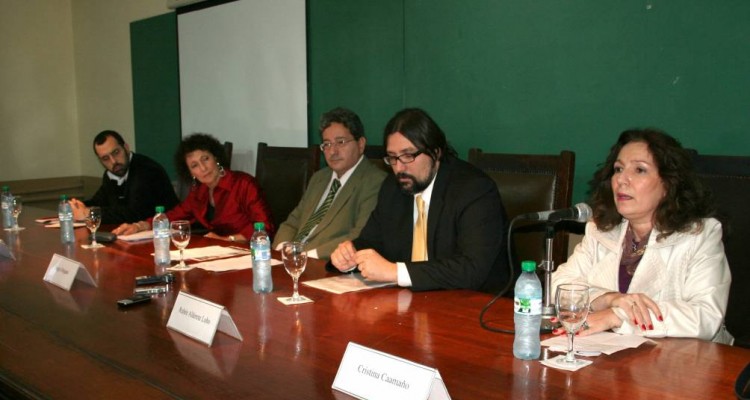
left=113, top=133, right=274, bottom=242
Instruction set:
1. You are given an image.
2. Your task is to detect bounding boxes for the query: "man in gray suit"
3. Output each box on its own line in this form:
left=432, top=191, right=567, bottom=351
left=272, top=107, right=387, bottom=260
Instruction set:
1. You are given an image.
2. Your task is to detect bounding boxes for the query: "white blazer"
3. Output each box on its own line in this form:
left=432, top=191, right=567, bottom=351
left=552, top=218, right=733, bottom=344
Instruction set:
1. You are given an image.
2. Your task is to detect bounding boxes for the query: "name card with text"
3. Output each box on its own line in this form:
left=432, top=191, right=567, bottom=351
left=332, top=342, right=451, bottom=400
left=167, top=291, right=243, bottom=346
left=0, top=240, right=14, bottom=260
left=43, top=254, right=97, bottom=290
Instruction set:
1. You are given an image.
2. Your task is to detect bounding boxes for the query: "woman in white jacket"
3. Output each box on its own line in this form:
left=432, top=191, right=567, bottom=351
left=552, top=129, right=733, bottom=344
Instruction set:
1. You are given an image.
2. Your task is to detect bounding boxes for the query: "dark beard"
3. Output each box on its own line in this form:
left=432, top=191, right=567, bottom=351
left=396, top=165, right=438, bottom=195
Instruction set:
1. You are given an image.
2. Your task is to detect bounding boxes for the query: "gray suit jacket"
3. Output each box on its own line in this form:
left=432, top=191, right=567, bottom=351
left=273, top=157, right=386, bottom=259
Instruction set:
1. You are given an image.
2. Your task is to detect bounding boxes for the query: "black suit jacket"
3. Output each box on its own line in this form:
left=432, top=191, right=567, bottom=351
left=86, top=153, right=179, bottom=224
left=352, top=157, right=509, bottom=293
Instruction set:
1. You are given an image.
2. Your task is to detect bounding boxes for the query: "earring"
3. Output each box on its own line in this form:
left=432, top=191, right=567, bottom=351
left=217, top=163, right=226, bottom=177
left=191, top=176, right=198, bottom=187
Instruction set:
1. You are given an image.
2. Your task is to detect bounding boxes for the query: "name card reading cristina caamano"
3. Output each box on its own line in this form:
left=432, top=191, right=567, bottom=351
left=166, top=291, right=243, bottom=346
left=332, top=342, right=450, bottom=400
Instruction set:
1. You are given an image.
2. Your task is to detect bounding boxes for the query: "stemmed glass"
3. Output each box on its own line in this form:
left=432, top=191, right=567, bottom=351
left=170, top=220, right=191, bottom=269
left=5, top=196, right=24, bottom=232
left=282, top=242, right=307, bottom=302
left=85, top=207, right=104, bottom=248
left=555, top=283, right=591, bottom=365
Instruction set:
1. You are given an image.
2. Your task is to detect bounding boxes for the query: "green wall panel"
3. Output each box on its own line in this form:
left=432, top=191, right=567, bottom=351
left=309, top=0, right=750, bottom=201
left=130, top=12, right=181, bottom=180
left=308, top=0, right=404, bottom=147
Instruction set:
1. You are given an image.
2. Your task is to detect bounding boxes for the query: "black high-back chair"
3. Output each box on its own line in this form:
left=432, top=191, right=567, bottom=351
left=468, top=149, right=576, bottom=278
left=255, top=142, right=320, bottom=228
left=690, top=151, right=750, bottom=348
left=363, top=145, right=390, bottom=175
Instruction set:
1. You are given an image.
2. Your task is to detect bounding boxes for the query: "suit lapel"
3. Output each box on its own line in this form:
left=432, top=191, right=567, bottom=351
left=425, top=162, right=450, bottom=258
left=628, top=233, right=677, bottom=296
left=305, top=161, right=368, bottom=241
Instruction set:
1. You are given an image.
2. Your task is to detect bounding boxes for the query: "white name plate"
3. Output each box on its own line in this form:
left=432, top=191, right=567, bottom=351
left=167, top=291, right=243, bottom=346
left=332, top=342, right=451, bottom=400
left=43, top=253, right=97, bottom=290
left=0, top=240, right=14, bottom=260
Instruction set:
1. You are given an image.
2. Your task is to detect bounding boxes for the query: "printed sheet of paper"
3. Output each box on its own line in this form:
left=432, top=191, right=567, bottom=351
left=303, top=273, right=395, bottom=294
left=168, top=245, right=249, bottom=261
left=118, top=230, right=154, bottom=242
left=192, top=255, right=282, bottom=272
left=542, top=331, right=653, bottom=355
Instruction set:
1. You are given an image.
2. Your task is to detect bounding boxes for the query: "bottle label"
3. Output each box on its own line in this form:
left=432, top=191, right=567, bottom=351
left=514, top=297, right=542, bottom=315
left=254, top=248, right=270, bottom=261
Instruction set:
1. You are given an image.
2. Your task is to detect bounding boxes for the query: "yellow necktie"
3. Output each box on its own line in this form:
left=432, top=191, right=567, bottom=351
left=411, top=195, right=427, bottom=261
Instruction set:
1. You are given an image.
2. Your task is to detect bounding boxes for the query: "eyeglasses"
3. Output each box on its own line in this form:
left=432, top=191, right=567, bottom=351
left=320, top=138, right=356, bottom=152
left=383, top=150, right=425, bottom=166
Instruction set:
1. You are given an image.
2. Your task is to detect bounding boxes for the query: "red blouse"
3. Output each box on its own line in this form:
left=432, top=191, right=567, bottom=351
left=165, top=170, right=275, bottom=239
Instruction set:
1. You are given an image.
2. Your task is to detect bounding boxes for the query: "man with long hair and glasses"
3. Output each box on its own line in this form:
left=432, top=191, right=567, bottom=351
left=329, top=108, right=509, bottom=293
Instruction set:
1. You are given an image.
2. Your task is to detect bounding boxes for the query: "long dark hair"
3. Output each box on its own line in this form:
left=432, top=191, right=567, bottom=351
left=383, top=108, right=457, bottom=161
left=589, top=128, right=715, bottom=239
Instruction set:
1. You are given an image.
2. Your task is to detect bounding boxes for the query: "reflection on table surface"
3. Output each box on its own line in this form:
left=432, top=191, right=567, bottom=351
left=0, top=207, right=748, bottom=399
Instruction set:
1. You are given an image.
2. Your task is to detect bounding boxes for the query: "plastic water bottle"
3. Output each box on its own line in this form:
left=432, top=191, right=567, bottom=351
left=152, top=206, right=171, bottom=267
left=251, top=222, right=273, bottom=293
left=58, top=195, right=75, bottom=243
left=513, top=260, right=542, bottom=360
left=1, top=186, right=13, bottom=230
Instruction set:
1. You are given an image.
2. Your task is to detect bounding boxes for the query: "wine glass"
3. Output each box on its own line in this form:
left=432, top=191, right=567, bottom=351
left=555, top=283, right=591, bottom=365
left=282, top=242, right=307, bottom=302
left=170, top=220, right=191, bottom=269
left=5, top=196, right=24, bottom=232
left=85, top=207, right=104, bottom=248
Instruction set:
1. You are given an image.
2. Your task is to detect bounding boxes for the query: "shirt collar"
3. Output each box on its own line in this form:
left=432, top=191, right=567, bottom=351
left=414, top=167, right=438, bottom=206
left=106, top=151, right=133, bottom=186
left=331, top=154, right=364, bottom=187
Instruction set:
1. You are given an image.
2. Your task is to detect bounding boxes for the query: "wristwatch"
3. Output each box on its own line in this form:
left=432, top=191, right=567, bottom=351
left=229, top=235, right=236, bottom=242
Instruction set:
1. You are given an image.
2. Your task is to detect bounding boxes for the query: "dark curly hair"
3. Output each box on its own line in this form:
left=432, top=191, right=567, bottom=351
left=174, top=133, right=230, bottom=181
left=589, top=128, right=715, bottom=240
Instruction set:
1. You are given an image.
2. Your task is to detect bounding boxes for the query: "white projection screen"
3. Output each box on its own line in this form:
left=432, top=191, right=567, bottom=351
left=177, top=0, right=307, bottom=174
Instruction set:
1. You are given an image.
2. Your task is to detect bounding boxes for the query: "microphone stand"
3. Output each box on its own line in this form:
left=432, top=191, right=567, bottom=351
left=540, top=222, right=557, bottom=333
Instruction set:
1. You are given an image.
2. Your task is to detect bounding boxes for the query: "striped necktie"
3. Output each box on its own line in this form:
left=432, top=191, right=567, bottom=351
left=411, top=195, right=427, bottom=261
left=295, top=179, right=341, bottom=242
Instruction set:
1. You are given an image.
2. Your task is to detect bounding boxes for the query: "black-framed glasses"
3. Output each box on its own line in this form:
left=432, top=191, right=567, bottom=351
left=383, top=150, right=425, bottom=166
left=320, top=138, right=356, bottom=152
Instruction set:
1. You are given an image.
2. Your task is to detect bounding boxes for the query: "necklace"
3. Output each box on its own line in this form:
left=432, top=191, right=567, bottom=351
left=631, top=238, right=647, bottom=256
left=627, top=225, right=651, bottom=257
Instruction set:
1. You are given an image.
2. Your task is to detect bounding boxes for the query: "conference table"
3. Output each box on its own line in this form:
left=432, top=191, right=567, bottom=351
left=0, top=207, right=748, bottom=399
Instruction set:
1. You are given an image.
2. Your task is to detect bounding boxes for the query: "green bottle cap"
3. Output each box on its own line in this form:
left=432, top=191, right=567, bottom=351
left=2, top=186, right=8, bottom=192
left=60, top=194, right=68, bottom=201
left=254, top=222, right=265, bottom=231
left=155, top=206, right=165, bottom=213
left=521, top=260, right=537, bottom=272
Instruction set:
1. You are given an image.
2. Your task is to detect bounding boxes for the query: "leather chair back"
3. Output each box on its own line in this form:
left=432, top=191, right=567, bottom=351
left=690, top=151, right=750, bottom=348
left=468, top=149, right=576, bottom=276
left=255, top=142, right=320, bottom=228
left=363, top=145, right=391, bottom=175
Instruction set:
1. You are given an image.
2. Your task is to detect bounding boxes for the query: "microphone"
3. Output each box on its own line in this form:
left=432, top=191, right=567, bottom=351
left=519, top=203, right=592, bottom=223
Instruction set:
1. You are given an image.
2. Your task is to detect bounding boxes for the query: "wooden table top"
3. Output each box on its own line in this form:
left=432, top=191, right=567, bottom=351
left=0, top=207, right=748, bottom=399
